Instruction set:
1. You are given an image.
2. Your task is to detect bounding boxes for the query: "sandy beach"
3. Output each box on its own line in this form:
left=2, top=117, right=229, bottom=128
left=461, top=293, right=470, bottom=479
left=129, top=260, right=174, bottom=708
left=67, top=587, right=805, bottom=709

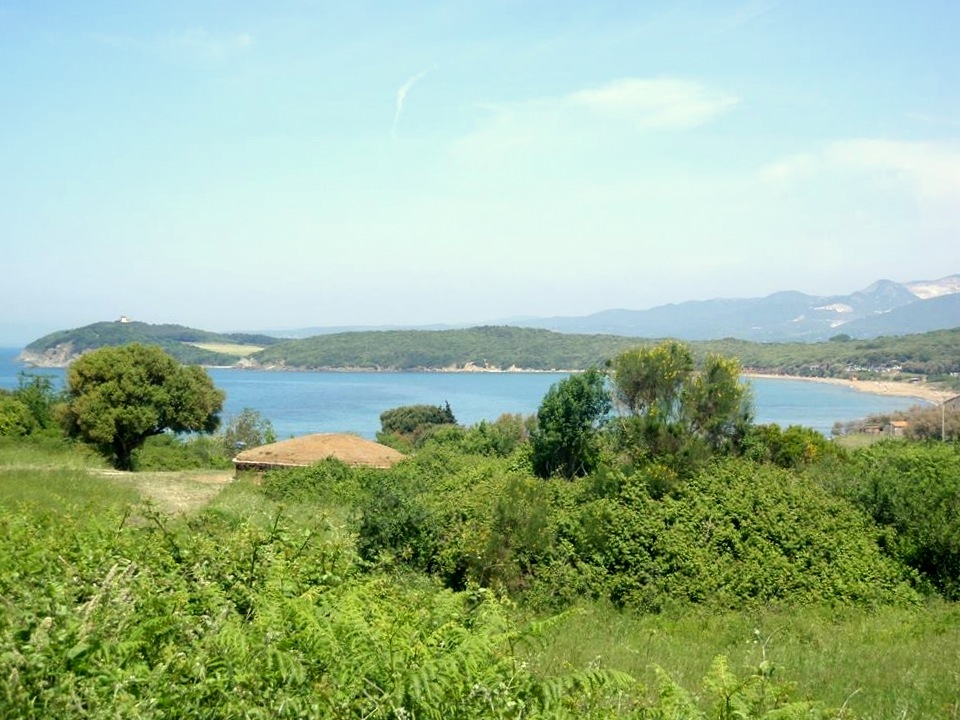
left=745, top=373, right=955, bottom=405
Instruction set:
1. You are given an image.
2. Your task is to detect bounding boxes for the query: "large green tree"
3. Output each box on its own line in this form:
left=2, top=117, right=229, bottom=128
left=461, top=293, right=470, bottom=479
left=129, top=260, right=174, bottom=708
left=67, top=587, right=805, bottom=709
left=60, top=344, right=225, bottom=470
left=531, top=368, right=610, bottom=479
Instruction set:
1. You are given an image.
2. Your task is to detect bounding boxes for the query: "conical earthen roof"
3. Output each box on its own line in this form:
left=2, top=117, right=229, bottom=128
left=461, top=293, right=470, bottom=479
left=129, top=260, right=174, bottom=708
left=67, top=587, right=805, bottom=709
left=233, top=433, right=405, bottom=469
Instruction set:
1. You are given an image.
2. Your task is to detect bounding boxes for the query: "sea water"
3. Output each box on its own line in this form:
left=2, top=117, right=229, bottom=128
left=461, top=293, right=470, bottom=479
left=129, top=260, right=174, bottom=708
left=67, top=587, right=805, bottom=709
left=0, top=347, right=930, bottom=439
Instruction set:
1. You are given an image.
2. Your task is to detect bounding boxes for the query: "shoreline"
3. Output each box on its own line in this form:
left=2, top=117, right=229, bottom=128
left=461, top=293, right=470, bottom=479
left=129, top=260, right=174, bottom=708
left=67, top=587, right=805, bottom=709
left=744, top=373, right=953, bottom=405
left=9, top=352, right=957, bottom=405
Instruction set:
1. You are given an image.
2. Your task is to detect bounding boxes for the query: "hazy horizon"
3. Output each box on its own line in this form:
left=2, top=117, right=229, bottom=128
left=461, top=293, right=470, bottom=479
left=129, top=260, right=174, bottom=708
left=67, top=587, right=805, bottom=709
left=6, top=270, right=959, bottom=348
left=2, top=2, right=958, bottom=346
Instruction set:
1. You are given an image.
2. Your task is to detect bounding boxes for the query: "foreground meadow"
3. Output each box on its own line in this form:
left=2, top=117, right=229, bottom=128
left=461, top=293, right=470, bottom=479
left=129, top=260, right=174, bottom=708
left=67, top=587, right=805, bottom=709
left=2, top=436, right=959, bottom=719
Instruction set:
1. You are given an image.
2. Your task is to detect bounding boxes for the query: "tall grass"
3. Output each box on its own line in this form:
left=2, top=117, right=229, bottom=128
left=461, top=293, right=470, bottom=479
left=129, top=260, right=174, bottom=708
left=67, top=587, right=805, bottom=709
left=0, top=467, right=141, bottom=511
left=0, top=435, right=105, bottom=470
left=529, top=601, right=960, bottom=719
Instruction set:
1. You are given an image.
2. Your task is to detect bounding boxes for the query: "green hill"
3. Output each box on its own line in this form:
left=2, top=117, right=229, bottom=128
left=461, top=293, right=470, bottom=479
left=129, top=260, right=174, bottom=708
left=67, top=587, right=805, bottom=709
left=701, top=327, right=960, bottom=379
left=247, top=326, right=640, bottom=371
left=20, top=321, right=281, bottom=367
left=247, top=324, right=960, bottom=385
left=17, top=321, right=960, bottom=390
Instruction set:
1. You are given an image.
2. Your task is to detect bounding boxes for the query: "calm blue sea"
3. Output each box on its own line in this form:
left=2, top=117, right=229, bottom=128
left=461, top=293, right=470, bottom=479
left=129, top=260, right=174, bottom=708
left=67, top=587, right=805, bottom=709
left=0, top=347, right=931, bottom=438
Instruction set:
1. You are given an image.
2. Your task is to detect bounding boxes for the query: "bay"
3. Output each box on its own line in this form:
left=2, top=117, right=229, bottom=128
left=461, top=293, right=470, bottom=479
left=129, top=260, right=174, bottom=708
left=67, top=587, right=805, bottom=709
left=0, top=347, right=931, bottom=438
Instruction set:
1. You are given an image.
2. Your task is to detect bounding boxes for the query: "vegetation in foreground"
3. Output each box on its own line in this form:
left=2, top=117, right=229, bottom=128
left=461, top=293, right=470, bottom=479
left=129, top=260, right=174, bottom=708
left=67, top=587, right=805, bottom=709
left=3, top=435, right=960, bottom=718
left=2, top=339, right=959, bottom=717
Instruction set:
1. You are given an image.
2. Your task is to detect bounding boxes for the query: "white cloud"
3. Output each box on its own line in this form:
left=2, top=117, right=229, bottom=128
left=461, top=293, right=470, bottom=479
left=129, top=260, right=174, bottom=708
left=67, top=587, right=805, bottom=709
left=761, top=139, right=960, bottom=199
left=569, top=78, right=739, bottom=128
left=826, top=139, right=960, bottom=199
left=759, top=153, right=817, bottom=182
left=162, top=29, right=253, bottom=61
left=454, top=77, right=737, bottom=161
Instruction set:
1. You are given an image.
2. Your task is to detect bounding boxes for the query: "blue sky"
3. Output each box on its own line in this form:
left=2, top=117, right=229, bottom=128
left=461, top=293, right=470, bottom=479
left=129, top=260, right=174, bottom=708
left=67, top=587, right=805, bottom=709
left=1, top=1, right=958, bottom=344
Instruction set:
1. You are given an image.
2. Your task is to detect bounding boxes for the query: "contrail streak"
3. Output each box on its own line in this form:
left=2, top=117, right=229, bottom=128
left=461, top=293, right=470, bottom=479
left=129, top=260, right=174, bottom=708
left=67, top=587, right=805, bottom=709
left=393, top=69, right=430, bottom=135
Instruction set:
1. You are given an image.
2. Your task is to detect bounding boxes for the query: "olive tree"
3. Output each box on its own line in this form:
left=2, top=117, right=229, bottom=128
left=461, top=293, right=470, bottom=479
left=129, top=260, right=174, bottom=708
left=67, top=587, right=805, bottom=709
left=60, top=344, right=225, bottom=470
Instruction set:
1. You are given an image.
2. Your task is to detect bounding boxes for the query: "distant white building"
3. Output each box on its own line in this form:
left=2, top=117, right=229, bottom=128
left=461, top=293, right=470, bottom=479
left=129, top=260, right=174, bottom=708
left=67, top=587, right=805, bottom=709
left=118, top=315, right=131, bottom=323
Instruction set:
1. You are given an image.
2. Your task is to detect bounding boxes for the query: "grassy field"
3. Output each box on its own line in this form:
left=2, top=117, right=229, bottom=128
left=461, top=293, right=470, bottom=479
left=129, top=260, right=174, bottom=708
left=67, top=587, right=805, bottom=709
left=2, top=442, right=958, bottom=718
left=186, top=341, right=264, bottom=356
left=530, top=602, right=960, bottom=719
left=832, top=432, right=895, bottom=449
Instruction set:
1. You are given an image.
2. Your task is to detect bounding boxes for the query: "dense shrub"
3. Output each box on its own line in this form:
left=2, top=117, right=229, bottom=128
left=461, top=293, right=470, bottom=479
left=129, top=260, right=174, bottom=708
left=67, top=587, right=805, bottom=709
left=377, top=402, right=457, bottom=449
left=816, top=441, right=960, bottom=598
left=260, top=457, right=365, bottom=504
left=342, top=446, right=918, bottom=612
left=460, top=413, right=533, bottom=457
left=120, top=409, right=279, bottom=471
left=132, top=432, right=232, bottom=470
left=742, top=424, right=844, bottom=468
left=357, top=478, right=437, bottom=568
left=0, top=393, right=37, bottom=437
left=556, top=459, right=918, bottom=611
left=0, top=374, right=64, bottom=438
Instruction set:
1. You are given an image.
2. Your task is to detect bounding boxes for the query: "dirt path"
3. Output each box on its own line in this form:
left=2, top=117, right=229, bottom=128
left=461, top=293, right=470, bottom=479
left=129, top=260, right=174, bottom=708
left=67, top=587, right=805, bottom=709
left=95, top=469, right=234, bottom=514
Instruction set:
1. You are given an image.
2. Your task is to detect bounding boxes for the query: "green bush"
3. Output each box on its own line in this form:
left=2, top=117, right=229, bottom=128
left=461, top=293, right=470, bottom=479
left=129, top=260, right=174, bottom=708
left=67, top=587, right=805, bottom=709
left=117, top=409, right=279, bottom=471
left=260, top=457, right=365, bottom=504
left=132, top=432, right=232, bottom=470
left=816, top=441, right=960, bottom=599
left=377, top=402, right=457, bottom=448
left=343, top=446, right=919, bottom=612
left=552, top=458, right=919, bottom=611
left=0, top=393, right=37, bottom=437
left=460, top=413, right=532, bottom=457
left=219, top=407, right=277, bottom=454
left=350, top=446, right=553, bottom=592
left=0, top=374, right=64, bottom=439
left=742, top=424, right=843, bottom=468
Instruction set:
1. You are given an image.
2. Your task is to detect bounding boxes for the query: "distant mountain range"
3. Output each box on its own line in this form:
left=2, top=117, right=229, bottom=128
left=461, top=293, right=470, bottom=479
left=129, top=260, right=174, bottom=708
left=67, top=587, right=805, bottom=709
left=17, top=275, right=960, bottom=369
left=275, top=275, right=960, bottom=343
left=509, top=276, right=960, bottom=342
